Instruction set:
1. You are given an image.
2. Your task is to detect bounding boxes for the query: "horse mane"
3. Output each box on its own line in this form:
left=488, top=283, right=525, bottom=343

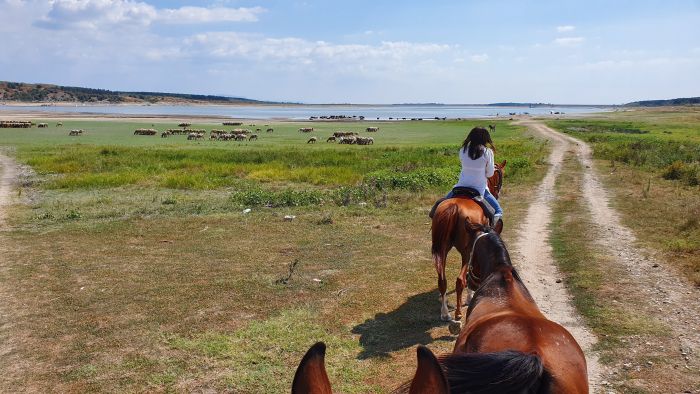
left=393, top=350, right=551, bottom=394
left=464, top=226, right=536, bottom=319
left=438, top=350, right=551, bottom=393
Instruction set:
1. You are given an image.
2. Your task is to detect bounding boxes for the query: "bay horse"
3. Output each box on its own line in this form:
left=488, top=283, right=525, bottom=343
left=410, top=224, right=588, bottom=393
left=431, top=161, right=505, bottom=325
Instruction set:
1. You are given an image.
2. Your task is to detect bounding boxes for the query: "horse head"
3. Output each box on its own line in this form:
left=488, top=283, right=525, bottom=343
left=293, top=343, right=451, bottom=394
left=489, top=160, right=506, bottom=199
left=464, top=222, right=512, bottom=291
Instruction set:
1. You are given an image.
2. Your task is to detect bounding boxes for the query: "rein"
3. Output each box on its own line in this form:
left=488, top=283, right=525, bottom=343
left=467, top=231, right=490, bottom=286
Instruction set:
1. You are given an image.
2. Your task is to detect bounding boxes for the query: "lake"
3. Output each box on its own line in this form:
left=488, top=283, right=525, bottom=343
left=0, top=104, right=608, bottom=120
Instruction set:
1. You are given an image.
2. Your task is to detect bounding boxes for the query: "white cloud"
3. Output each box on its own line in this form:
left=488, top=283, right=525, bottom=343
left=157, top=6, right=265, bottom=24
left=184, top=32, right=452, bottom=66
left=556, top=25, right=575, bottom=33
left=35, top=0, right=264, bottom=29
left=554, top=37, right=585, bottom=46
left=470, top=53, right=489, bottom=63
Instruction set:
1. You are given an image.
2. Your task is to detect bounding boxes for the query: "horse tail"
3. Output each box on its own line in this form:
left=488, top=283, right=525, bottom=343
left=431, top=203, right=459, bottom=272
left=439, top=350, right=549, bottom=393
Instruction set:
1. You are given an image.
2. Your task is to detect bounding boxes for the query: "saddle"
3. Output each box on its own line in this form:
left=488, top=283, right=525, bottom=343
left=429, top=187, right=496, bottom=225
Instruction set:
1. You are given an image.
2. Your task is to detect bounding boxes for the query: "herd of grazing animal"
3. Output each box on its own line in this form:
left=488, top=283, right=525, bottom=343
left=0, top=120, right=33, bottom=128
left=0, top=119, right=380, bottom=144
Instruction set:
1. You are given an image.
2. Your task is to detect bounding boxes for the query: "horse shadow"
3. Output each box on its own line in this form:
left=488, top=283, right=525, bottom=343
left=351, top=289, right=452, bottom=359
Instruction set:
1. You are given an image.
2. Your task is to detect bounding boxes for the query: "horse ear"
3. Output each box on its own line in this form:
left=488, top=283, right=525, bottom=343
left=409, top=346, right=450, bottom=394
left=500, top=160, right=507, bottom=168
left=292, top=342, right=332, bottom=394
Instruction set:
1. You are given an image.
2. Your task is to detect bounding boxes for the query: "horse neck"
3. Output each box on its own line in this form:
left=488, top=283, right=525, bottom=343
left=487, top=168, right=502, bottom=196
left=469, top=267, right=543, bottom=319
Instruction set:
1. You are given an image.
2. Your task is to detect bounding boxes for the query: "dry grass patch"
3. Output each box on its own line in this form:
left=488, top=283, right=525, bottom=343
left=596, top=160, right=700, bottom=285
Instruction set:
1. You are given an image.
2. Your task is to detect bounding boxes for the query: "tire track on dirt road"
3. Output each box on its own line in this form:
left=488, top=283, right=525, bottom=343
left=0, top=153, right=18, bottom=227
left=509, top=121, right=604, bottom=392
left=0, top=152, right=27, bottom=391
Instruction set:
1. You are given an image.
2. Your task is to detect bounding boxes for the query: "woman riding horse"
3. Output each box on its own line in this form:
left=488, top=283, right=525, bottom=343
left=430, top=127, right=503, bottom=225
left=431, top=127, right=505, bottom=323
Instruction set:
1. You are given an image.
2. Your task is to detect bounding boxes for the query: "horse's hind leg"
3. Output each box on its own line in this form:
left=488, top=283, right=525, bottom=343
left=435, top=252, right=450, bottom=321
left=455, top=256, right=470, bottom=321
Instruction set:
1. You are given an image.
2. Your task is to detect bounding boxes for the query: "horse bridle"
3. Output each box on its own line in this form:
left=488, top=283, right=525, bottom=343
left=467, top=231, right=490, bottom=286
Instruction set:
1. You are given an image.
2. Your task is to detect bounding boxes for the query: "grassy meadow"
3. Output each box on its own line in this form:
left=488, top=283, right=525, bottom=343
left=0, top=118, right=549, bottom=392
left=547, top=108, right=700, bottom=285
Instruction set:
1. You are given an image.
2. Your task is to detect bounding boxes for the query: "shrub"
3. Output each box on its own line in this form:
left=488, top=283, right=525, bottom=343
left=230, top=189, right=325, bottom=207
left=662, top=161, right=700, bottom=186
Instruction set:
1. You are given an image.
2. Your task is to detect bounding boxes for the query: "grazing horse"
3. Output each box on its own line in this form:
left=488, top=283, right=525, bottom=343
left=431, top=161, right=506, bottom=324
left=488, top=124, right=496, bottom=133
left=411, top=225, right=589, bottom=393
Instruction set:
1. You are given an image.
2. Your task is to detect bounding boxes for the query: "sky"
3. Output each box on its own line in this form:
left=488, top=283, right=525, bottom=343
left=1, top=0, right=699, bottom=104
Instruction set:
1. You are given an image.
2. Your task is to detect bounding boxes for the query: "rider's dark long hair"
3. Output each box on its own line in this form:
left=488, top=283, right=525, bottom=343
left=461, top=127, right=495, bottom=160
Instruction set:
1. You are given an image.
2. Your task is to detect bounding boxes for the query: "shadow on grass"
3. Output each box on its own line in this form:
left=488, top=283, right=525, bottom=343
left=351, top=289, right=451, bottom=359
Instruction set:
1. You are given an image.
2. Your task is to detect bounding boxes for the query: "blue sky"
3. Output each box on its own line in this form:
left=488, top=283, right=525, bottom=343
left=1, top=0, right=698, bottom=104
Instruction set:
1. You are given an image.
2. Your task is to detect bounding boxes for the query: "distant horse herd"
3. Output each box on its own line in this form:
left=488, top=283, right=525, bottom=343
left=292, top=159, right=591, bottom=393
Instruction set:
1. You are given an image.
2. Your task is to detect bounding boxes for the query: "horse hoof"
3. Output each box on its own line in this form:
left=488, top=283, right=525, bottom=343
left=448, top=320, right=462, bottom=335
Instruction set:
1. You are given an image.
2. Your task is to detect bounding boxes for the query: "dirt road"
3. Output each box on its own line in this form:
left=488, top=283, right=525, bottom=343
left=0, top=152, right=17, bottom=226
left=510, top=121, right=603, bottom=391
left=516, top=120, right=700, bottom=392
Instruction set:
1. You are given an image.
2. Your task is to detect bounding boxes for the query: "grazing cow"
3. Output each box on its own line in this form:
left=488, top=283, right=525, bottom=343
left=187, top=132, right=204, bottom=140
left=339, top=136, right=356, bottom=144
left=69, top=129, right=83, bottom=136
left=366, top=127, right=379, bottom=132
left=56, top=122, right=63, bottom=127
left=178, top=122, right=191, bottom=127
left=134, top=128, right=158, bottom=136
left=249, top=134, right=258, bottom=141
left=326, top=136, right=336, bottom=143
left=299, top=127, right=314, bottom=133
left=234, top=134, right=247, bottom=141
left=488, top=124, right=496, bottom=133
left=161, top=131, right=170, bottom=138
left=266, top=128, right=274, bottom=133
left=37, top=123, right=48, bottom=128
left=356, top=136, right=374, bottom=145
left=255, top=128, right=261, bottom=132
left=333, top=131, right=358, bottom=138
left=307, top=136, right=318, bottom=144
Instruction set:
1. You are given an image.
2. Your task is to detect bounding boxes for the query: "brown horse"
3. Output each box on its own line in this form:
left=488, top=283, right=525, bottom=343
left=414, top=224, right=587, bottom=393
left=431, top=161, right=505, bottom=325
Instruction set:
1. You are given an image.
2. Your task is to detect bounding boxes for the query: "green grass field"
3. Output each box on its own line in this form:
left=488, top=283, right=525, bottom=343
left=0, top=118, right=550, bottom=392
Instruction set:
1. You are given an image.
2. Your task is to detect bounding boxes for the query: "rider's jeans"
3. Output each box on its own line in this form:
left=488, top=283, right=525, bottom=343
left=483, top=189, right=503, bottom=216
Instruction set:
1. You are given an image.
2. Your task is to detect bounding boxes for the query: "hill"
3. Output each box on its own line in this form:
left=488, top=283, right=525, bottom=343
left=0, top=81, right=274, bottom=105
left=625, top=97, right=700, bottom=107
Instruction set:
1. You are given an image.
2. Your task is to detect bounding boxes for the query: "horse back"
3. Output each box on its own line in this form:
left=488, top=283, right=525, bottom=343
left=456, top=314, right=588, bottom=393
left=431, top=198, right=488, bottom=252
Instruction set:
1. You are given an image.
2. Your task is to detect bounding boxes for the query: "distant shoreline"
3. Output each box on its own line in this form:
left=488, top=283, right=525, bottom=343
left=0, top=101, right=615, bottom=108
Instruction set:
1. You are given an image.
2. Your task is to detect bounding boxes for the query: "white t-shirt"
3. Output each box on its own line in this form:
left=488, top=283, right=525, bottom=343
left=453, top=144, right=495, bottom=195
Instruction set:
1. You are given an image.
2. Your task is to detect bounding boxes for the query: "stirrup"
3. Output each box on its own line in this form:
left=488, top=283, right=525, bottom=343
left=491, top=215, right=502, bottom=227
